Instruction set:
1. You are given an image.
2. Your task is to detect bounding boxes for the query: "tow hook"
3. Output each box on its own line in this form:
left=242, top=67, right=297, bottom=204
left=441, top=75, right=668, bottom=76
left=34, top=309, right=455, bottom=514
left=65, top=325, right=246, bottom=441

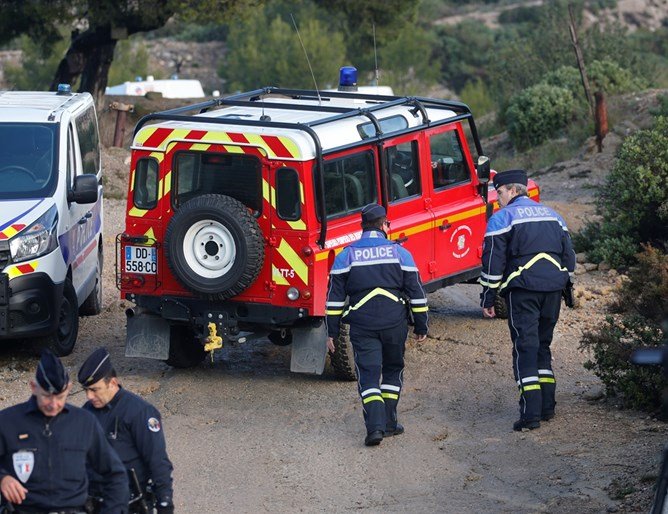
left=204, top=322, right=223, bottom=362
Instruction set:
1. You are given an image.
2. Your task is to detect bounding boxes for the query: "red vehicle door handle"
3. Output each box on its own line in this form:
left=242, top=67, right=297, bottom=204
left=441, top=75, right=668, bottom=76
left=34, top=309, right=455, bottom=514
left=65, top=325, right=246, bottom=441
left=439, top=222, right=452, bottom=232
left=396, top=236, right=408, bottom=244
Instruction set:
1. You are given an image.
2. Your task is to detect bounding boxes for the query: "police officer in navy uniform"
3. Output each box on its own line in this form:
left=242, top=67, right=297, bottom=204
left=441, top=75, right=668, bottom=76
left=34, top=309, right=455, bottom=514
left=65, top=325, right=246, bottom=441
left=326, top=204, right=429, bottom=446
left=0, top=349, right=128, bottom=514
left=78, top=348, right=174, bottom=514
left=480, top=170, right=576, bottom=431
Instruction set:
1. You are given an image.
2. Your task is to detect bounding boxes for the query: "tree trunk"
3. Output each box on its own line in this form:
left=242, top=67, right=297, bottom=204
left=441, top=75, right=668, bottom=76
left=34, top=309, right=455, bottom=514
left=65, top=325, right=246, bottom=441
left=50, top=25, right=117, bottom=107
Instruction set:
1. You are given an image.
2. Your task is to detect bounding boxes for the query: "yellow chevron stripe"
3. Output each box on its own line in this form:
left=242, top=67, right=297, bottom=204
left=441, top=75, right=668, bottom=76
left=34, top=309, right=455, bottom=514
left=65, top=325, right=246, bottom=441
left=223, top=145, right=245, bottom=154
left=245, top=134, right=273, bottom=157
left=162, top=170, right=172, bottom=198
left=279, top=136, right=300, bottom=159
left=272, top=265, right=290, bottom=285
left=135, top=127, right=158, bottom=146
left=1, top=227, right=20, bottom=239
left=144, top=227, right=156, bottom=240
left=189, top=143, right=212, bottom=152
left=277, top=239, right=308, bottom=285
left=287, top=220, right=306, bottom=230
left=129, top=206, right=148, bottom=217
left=263, top=179, right=270, bottom=203
left=5, top=261, right=38, bottom=279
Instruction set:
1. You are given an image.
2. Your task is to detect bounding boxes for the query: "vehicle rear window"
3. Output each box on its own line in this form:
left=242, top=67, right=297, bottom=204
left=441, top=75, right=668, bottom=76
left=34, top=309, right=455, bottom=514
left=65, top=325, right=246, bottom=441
left=133, top=158, right=159, bottom=210
left=0, top=123, right=58, bottom=199
left=276, top=167, right=301, bottom=221
left=173, top=152, right=262, bottom=212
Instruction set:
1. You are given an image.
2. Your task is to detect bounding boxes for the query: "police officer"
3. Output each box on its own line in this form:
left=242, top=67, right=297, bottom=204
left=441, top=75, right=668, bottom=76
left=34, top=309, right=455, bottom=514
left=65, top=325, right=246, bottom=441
left=78, top=348, right=174, bottom=514
left=480, top=169, right=576, bottom=431
left=0, top=349, right=128, bottom=514
left=326, top=204, right=428, bottom=446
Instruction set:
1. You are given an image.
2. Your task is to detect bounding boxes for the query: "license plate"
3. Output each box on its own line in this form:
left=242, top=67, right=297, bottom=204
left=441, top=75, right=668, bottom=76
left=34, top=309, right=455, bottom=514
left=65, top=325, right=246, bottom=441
left=124, top=246, right=157, bottom=274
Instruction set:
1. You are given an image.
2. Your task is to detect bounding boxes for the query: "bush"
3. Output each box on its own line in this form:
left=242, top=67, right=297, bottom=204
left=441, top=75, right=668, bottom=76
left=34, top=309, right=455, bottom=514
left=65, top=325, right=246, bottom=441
left=505, top=83, right=575, bottom=149
left=578, top=116, right=668, bottom=266
left=588, top=59, right=647, bottom=93
left=579, top=247, right=668, bottom=413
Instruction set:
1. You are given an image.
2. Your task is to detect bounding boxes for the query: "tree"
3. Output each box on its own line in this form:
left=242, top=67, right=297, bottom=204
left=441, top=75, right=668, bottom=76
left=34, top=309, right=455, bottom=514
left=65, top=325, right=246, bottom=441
left=0, top=0, right=257, bottom=104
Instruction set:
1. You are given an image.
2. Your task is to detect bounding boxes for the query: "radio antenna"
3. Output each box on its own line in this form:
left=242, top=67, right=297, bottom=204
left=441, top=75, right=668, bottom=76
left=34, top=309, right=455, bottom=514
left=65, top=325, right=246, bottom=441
left=290, top=13, right=322, bottom=105
left=373, top=22, right=380, bottom=89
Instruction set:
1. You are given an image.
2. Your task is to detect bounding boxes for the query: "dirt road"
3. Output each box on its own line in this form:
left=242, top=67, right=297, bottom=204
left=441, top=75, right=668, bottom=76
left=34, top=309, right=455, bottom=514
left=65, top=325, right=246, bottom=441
left=0, top=198, right=664, bottom=513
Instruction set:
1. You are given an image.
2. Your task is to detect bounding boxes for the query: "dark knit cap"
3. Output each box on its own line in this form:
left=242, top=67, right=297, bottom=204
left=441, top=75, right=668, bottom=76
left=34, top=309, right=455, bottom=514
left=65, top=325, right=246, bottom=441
left=78, top=347, right=113, bottom=387
left=361, top=204, right=386, bottom=223
left=35, top=349, right=69, bottom=394
left=493, top=169, right=528, bottom=189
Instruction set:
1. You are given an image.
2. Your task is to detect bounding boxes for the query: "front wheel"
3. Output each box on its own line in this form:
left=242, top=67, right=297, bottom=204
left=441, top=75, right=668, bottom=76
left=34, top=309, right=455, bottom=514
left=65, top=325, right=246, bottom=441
left=80, top=248, right=103, bottom=316
left=39, top=278, right=79, bottom=356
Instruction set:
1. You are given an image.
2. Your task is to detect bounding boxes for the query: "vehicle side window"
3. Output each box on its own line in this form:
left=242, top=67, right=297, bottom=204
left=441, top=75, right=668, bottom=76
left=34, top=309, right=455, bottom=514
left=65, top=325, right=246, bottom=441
left=173, top=151, right=262, bottom=212
left=323, top=151, right=376, bottom=218
left=133, top=158, right=159, bottom=210
left=276, top=167, right=300, bottom=221
left=385, top=140, right=420, bottom=201
left=429, top=130, right=470, bottom=190
left=74, top=106, right=100, bottom=175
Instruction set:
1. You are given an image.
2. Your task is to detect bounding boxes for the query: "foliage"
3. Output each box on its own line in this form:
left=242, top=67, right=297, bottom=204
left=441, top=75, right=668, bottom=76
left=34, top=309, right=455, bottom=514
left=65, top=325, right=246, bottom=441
left=576, top=116, right=668, bottom=266
left=3, top=35, right=69, bottom=91
left=579, top=247, right=668, bottom=413
left=459, top=78, right=495, bottom=116
left=221, top=9, right=346, bottom=91
left=588, top=59, right=647, bottom=93
left=107, top=39, right=156, bottom=86
left=505, top=84, right=576, bottom=150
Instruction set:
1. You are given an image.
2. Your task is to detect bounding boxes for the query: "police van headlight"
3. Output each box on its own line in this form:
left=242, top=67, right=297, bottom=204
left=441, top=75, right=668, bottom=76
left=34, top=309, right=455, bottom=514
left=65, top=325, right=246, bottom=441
left=10, top=205, right=59, bottom=262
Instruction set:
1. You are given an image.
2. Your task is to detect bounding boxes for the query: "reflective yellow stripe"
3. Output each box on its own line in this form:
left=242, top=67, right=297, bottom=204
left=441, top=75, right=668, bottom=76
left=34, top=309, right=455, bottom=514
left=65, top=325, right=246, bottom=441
left=479, top=279, right=501, bottom=288
left=325, top=309, right=344, bottom=315
left=343, top=288, right=401, bottom=316
left=363, top=395, right=384, bottom=404
left=539, top=377, right=556, bottom=384
left=501, top=253, right=568, bottom=290
left=521, top=384, right=541, bottom=393
left=411, top=306, right=428, bottom=313
left=277, top=239, right=308, bottom=285
left=381, top=392, right=399, bottom=400
left=272, top=265, right=290, bottom=285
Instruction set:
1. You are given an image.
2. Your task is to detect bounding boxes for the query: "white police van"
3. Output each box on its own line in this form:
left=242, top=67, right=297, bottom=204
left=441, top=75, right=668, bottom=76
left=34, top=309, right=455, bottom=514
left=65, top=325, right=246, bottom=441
left=0, top=85, right=103, bottom=355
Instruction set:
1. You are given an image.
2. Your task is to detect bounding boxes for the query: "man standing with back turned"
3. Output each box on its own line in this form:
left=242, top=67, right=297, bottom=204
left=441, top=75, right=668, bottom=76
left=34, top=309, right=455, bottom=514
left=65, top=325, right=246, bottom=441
left=78, top=348, right=174, bottom=513
left=326, top=204, right=428, bottom=446
left=480, top=169, right=575, bottom=431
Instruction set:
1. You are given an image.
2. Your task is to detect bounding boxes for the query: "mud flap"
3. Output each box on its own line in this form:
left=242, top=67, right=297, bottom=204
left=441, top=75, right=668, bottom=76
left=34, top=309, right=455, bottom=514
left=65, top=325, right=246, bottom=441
left=125, top=312, right=170, bottom=360
left=290, top=322, right=327, bottom=375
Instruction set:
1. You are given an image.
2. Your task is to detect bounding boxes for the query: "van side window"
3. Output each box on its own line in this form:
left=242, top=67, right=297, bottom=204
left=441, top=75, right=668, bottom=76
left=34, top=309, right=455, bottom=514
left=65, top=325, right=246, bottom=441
left=74, top=107, right=100, bottom=175
left=323, top=151, right=376, bottom=218
left=173, top=151, right=262, bottom=212
left=133, top=158, right=159, bottom=210
left=385, top=140, right=420, bottom=201
left=429, top=130, right=470, bottom=189
left=276, top=167, right=300, bottom=221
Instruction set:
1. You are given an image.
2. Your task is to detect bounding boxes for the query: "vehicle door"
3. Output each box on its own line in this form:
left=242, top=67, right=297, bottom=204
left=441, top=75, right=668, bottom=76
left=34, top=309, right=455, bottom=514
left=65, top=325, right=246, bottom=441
left=383, top=135, right=435, bottom=281
left=426, top=123, right=486, bottom=280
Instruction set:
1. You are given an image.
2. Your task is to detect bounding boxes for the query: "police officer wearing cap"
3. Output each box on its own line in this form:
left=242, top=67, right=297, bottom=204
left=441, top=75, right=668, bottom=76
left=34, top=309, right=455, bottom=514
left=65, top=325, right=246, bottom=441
left=78, top=348, right=174, bottom=514
left=480, top=170, right=576, bottom=431
left=326, top=204, right=429, bottom=446
left=0, top=349, right=128, bottom=514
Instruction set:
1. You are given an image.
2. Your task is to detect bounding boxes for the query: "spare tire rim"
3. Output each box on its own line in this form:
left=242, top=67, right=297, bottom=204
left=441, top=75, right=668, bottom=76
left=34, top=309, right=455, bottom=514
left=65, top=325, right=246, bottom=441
left=183, top=220, right=237, bottom=278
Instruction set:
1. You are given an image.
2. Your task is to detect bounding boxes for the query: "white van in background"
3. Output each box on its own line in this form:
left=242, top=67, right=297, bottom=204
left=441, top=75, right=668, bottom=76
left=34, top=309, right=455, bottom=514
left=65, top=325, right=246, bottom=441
left=0, top=85, right=103, bottom=355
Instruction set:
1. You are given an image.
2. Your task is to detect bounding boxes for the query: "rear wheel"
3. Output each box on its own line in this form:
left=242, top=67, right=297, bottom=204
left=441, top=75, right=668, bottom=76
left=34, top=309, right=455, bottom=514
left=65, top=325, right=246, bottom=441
left=494, top=295, right=508, bottom=320
left=330, top=323, right=357, bottom=381
left=165, top=324, right=206, bottom=368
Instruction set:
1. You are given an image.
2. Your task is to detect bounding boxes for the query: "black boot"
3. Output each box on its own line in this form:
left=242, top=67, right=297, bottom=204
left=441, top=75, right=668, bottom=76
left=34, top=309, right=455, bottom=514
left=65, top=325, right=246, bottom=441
left=513, top=419, right=540, bottom=431
left=364, top=430, right=384, bottom=446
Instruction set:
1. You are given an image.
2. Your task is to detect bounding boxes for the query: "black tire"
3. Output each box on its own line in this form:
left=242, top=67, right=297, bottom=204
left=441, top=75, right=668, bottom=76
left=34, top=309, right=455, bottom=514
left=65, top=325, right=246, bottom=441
left=80, top=246, right=102, bottom=316
left=330, top=323, right=357, bottom=381
left=165, top=324, right=206, bottom=368
left=165, top=194, right=264, bottom=300
left=494, top=295, right=508, bottom=319
left=40, top=278, right=79, bottom=356
left=268, top=329, right=292, bottom=346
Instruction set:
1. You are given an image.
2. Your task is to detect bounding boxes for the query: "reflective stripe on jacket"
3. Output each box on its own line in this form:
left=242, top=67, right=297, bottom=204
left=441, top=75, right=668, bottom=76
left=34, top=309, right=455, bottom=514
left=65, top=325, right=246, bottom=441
left=326, top=230, right=428, bottom=338
left=480, top=195, right=576, bottom=308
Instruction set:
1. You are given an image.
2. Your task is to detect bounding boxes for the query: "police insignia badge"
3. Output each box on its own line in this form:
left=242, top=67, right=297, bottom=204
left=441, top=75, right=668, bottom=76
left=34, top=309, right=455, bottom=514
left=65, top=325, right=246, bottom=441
left=147, top=417, right=161, bottom=432
left=13, top=450, right=34, bottom=483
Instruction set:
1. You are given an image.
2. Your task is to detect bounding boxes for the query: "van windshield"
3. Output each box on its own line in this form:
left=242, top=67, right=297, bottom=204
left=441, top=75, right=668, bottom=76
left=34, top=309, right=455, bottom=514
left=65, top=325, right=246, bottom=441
left=0, top=123, right=58, bottom=199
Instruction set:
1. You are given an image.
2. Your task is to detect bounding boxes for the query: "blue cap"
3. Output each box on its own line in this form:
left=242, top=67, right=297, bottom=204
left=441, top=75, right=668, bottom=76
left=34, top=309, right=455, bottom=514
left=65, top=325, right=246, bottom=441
left=78, top=347, right=113, bottom=386
left=361, top=203, right=386, bottom=223
left=35, top=349, right=69, bottom=394
left=493, top=169, right=528, bottom=189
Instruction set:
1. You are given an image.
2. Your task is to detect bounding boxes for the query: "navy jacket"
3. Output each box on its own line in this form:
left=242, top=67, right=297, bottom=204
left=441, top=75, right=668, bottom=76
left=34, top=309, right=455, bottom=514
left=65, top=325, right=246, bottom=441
left=326, top=229, right=428, bottom=338
left=480, top=195, right=576, bottom=308
left=0, top=396, right=128, bottom=513
left=83, top=387, right=173, bottom=506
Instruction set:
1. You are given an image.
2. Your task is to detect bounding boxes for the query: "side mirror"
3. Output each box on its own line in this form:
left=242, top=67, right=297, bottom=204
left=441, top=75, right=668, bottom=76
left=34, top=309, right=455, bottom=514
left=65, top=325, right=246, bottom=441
left=476, top=156, right=491, bottom=184
left=68, top=174, right=99, bottom=204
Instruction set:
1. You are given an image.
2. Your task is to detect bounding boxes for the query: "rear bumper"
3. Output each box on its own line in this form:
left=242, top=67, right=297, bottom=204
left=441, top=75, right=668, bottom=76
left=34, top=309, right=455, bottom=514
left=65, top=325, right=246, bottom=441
left=0, top=272, right=63, bottom=339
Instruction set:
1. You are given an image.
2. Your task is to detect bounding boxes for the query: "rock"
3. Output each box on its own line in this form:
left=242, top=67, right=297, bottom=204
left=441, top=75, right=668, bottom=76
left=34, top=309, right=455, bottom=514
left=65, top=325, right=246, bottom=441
left=607, top=505, right=619, bottom=513
left=584, top=386, right=605, bottom=401
left=584, top=262, right=599, bottom=272
left=576, top=252, right=587, bottom=264
left=598, top=262, right=611, bottom=271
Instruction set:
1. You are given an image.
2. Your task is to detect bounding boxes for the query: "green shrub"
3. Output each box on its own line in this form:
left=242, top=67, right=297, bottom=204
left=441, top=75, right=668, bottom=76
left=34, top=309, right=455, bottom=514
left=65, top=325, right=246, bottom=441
left=580, top=247, right=668, bottom=413
left=505, top=83, right=575, bottom=149
left=588, top=59, right=647, bottom=93
left=459, top=78, right=495, bottom=116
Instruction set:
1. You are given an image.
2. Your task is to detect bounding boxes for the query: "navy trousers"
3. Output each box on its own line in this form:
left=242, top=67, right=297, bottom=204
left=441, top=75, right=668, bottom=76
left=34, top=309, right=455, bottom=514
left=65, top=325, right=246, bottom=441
left=506, top=289, right=561, bottom=422
left=349, top=321, right=408, bottom=434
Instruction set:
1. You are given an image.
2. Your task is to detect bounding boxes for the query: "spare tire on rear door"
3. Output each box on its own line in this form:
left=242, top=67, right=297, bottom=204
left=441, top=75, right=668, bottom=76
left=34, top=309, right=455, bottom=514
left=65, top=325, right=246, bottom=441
left=165, top=194, right=265, bottom=300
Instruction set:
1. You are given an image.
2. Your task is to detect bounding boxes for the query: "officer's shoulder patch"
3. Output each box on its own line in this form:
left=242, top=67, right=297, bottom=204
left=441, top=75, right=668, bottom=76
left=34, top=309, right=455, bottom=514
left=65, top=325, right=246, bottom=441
left=147, top=417, right=161, bottom=432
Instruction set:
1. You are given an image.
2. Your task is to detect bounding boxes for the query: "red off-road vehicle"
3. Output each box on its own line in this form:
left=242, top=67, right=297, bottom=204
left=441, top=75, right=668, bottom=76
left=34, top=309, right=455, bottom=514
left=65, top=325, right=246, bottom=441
left=117, top=68, right=538, bottom=379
